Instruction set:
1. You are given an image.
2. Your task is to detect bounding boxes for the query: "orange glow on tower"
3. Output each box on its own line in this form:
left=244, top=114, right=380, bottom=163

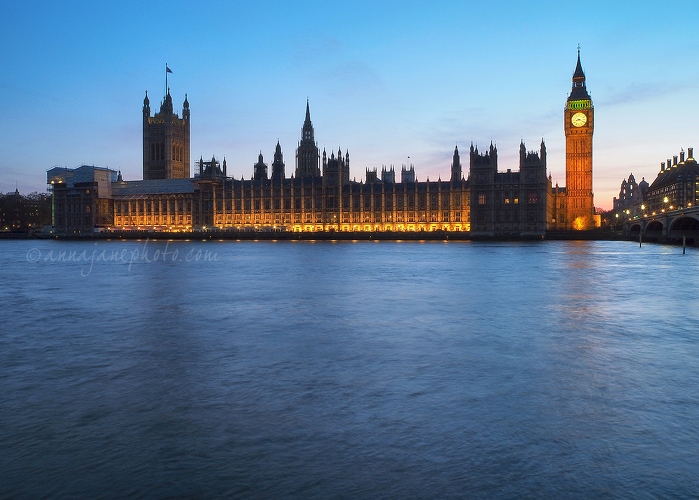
left=564, top=49, right=594, bottom=230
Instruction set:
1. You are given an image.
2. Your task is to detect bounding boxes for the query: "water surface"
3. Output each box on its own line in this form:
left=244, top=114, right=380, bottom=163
left=1, top=239, right=698, bottom=497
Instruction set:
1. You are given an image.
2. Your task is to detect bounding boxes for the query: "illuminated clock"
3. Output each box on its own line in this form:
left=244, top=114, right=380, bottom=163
left=571, top=112, right=587, bottom=127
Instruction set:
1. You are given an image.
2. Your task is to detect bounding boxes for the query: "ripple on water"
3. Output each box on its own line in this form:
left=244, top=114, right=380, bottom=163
left=1, top=239, right=698, bottom=498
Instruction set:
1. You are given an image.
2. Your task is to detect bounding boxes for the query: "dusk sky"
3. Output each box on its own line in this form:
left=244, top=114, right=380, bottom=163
left=1, top=0, right=697, bottom=209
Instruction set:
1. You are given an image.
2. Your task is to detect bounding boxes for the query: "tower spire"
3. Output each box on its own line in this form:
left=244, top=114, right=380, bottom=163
left=296, top=100, right=320, bottom=177
left=569, top=48, right=590, bottom=100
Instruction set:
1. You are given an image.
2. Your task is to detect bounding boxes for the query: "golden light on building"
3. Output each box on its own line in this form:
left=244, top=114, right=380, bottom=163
left=572, top=217, right=586, bottom=230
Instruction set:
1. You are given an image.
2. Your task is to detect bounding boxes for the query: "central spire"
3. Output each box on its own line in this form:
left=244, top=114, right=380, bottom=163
left=296, top=100, right=320, bottom=178
left=301, top=99, right=315, bottom=143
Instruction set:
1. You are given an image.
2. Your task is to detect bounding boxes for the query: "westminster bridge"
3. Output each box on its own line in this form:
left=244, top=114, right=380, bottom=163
left=622, top=206, right=699, bottom=244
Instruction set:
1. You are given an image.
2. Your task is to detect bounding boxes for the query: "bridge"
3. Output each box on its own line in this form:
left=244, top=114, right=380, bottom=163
left=622, top=206, right=699, bottom=244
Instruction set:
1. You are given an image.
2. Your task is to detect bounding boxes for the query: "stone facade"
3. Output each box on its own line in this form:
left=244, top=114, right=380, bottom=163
left=49, top=54, right=600, bottom=236
left=564, top=50, right=595, bottom=230
left=143, top=90, right=190, bottom=180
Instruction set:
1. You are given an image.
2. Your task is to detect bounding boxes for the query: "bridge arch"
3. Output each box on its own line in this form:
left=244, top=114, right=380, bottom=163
left=644, top=219, right=664, bottom=240
left=668, top=215, right=699, bottom=243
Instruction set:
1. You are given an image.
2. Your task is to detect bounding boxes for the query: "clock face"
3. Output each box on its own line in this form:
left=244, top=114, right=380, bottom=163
left=571, top=112, right=587, bottom=127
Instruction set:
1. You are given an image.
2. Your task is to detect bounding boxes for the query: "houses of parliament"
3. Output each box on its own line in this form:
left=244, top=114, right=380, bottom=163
left=48, top=52, right=598, bottom=236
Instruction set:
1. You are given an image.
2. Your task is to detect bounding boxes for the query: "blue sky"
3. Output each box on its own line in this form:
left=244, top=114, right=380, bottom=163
left=1, top=0, right=697, bottom=209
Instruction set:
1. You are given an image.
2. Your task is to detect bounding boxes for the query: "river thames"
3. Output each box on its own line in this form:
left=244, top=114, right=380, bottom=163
left=1, top=239, right=698, bottom=498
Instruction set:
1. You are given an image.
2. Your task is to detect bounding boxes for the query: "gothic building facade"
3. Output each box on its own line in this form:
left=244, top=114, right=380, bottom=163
left=49, top=53, right=596, bottom=237
left=468, top=141, right=551, bottom=236
left=608, top=173, right=649, bottom=222
left=143, top=89, right=190, bottom=180
left=295, top=100, right=321, bottom=178
left=564, top=49, right=595, bottom=229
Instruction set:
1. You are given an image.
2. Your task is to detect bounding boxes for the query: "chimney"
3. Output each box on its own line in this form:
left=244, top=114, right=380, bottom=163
left=680, top=150, right=685, bottom=162
left=661, top=162, right=665, bottom=171
left=689, top=147, right=694, bottom=159
left=673, top=156, right=678, bottom=166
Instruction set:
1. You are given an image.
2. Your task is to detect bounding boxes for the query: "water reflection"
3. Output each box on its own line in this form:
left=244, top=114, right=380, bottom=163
left=1, top=239, right=698, bottom=497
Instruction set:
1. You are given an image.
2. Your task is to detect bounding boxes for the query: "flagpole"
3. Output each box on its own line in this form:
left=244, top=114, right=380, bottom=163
left=165, top=63, right=168, bottom=96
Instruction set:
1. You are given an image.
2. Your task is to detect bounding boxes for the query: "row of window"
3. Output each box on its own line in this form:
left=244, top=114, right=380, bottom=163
left=116, top=211, right=464, bottom=227
left=475, top=193, right=541, bottom=205
left=115, top=196, right=467, bottom=214
left=149, top=143, right=185, bottom=162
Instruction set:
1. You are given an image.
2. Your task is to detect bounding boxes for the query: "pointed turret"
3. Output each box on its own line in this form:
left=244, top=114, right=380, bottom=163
left=272, top=141, right=285, bottom=182
left=451, top=145, right=461, bottom=183
left=573, top=47, right=585, bottom=80
left=540, top=138, right=547, bottom=165
left=182, top=93, right=190, bottom=120
left=162, top=88, right=173, bottom=114
left=254, top=151, right=268, bottom=181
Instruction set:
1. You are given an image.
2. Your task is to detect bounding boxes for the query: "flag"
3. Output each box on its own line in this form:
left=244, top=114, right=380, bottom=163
left=166, top=66, right=173, bottom=73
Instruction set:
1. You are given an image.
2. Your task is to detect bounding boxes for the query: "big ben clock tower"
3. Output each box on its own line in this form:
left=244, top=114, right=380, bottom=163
left=565, top=48, right=594, bottom=230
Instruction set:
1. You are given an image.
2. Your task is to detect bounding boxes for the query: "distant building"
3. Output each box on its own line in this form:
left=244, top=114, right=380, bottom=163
left=50, top=103, right=471, bottom=235
left=550, top=184, right=568, bottom=231
left=47, top=166, right=118, bottom=235
left=49, top=53, right=599, bottom=236
left=143, top=89, right=190, bottom=180
left=295, top=100, right=320, bottom=178
left=468, top=141, right=551, bottom=236
left=645, top=148, right=699, bottom=215
left=611, top=173, right=648, bottom=221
